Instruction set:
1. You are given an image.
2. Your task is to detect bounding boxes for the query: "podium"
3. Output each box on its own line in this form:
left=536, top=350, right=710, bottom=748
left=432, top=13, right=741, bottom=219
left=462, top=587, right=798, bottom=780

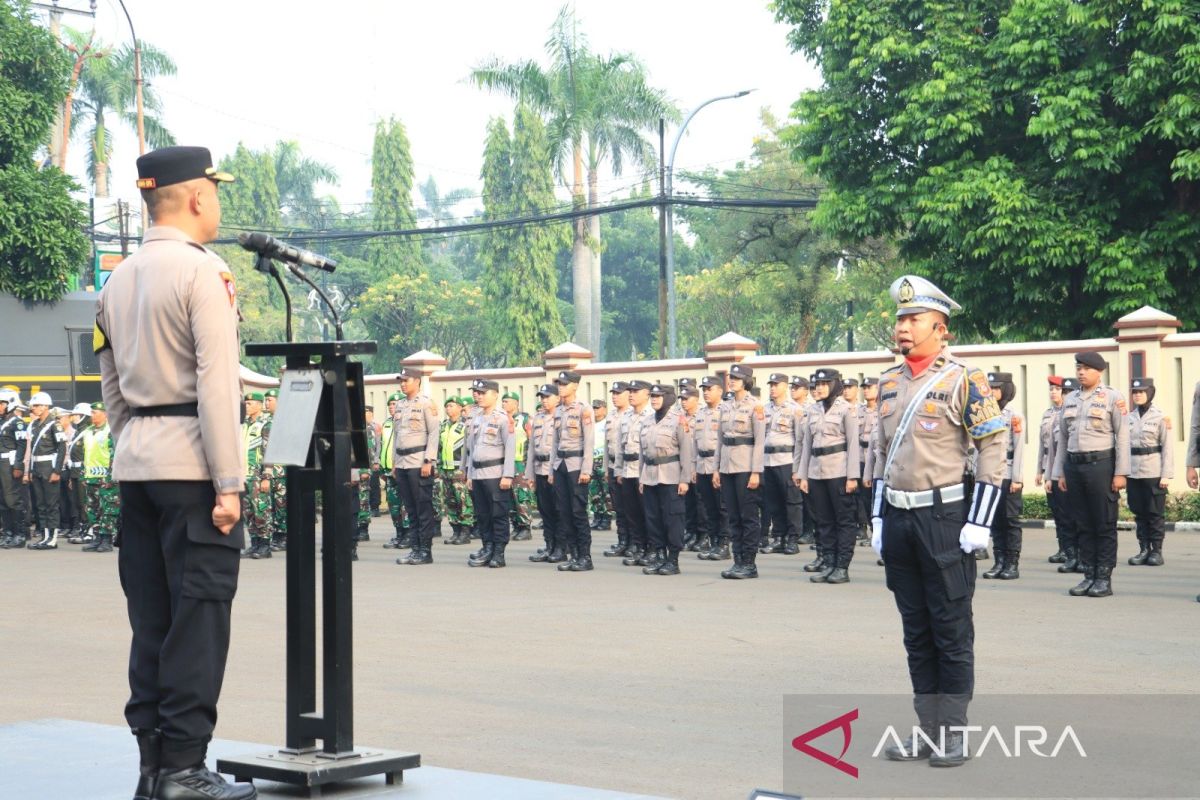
left=218, top=341, right=420, bottom=796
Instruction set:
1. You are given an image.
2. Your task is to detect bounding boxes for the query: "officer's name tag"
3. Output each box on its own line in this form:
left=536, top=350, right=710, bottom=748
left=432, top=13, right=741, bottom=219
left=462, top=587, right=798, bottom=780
left=265, top=369, right=324, bottom=466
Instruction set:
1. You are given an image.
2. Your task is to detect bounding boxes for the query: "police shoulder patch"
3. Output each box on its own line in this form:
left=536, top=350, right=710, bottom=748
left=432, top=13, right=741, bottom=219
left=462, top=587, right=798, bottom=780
left=754, top=404, right=765, bottom=421
left=1011, top=414, right=1023, bottom=435
left=1165, top=416, right=1172, bottom=430
left=219, top=271, right=237, bottom=306
left=964, top=368, right=1005, bottom=439
left=92, top=320, right=110, bottom=354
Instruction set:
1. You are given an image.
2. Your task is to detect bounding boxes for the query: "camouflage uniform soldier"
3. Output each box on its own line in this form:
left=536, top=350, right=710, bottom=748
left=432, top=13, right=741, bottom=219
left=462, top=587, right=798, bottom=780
left=436, top=397, right=474, bottom=545
left=265, top=388, right=287, bottom=550
left=241, top=391, right=273, bottom=559
left=588, top=399, right=613, bottom=530
left=502, top=392, right=533, bottom=539
left=81, top=402, right=118, bottom=553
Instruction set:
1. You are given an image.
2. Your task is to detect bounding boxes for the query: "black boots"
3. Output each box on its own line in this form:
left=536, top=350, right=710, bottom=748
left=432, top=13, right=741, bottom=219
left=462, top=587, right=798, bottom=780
left=1048, top=546, right=1067, bottom=563
left=154, top=738, right=256, bottom=799
left=1087, top=565, right=1113, bottom=597
left=1145, top=541, right=1164, bottom=566
left=641, top=548, right=665, bottom=573
left=824, top=566, right=850, bottom=584
left=883, top=726, right=938, bottom=761
left=929, top=731, right=970, bottom=767
left=84, top=533, right=114, bottom=552
left=603, top=534, right=627, bottom=557
left=721, top=550, right=758, bottom=579
left=468, top=542, right=494, bottom=567
left=802, top=552, right=827, bottom=573
left=1068, top=563, right=1095, bottom=596
left=644, top=550, right=680, bottom=575
left=29, top=528, right=58, bottom=550
left=621, top=546, right=645, bottom=567
left=488, top=542, right=507, bottom=568
left=781, top=535, right=800, bottom=555
left=512, top=526, right=532, bottom=541
left=133, top=729, right=160, bottom=800
left=982, top=551, right=1007, bottom=579
left=699, top=538, right=730, bottom=560
left=998, top=552, right=1020, bottom=580
left=1128, top=541, right=1150, bottom=565
left=1058, top=546, right=1080, bottom=573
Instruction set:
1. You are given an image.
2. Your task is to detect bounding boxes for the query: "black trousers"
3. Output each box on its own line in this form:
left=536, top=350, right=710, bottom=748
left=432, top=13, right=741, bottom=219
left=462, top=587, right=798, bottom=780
left=695, top=473, right=722, bottom=543
left=1126, top=477, right=1166, bottom=545
left=119, top=480, right=242, bottom=743
left=720, top=472, right=761, bottom=558
left=534, top=473, right=559, bottom=550
left=471, top=478, right=511, bottom=545
left=30, top=471, right=60, bottom=529
left=553, top=464, right=591, bottom=556
left=989, top=479, right=1023, bottom=555
left=620, top=476, right=646, bottom=550
left=608, top=470, right=624, bottom=540
left=856, top=462, right=871, bottom=524
left=684, top=486, right=699, bottom=537
left=1046, top=485, right=1075, bottom=551
left=1063, top=457, right=1118, bottom=569
left=808, top=477, right=858, bottom=568
left=0, top=464, right=21, bottom=517
left=369, top=470, right=381, bottom=512
left=643, top=483, right=684, bottom=552
left=882, top=499, right=975, bottom=728
left=762, top=464, right=803, bottom=542
left=394, top=467, right=436, bottom=547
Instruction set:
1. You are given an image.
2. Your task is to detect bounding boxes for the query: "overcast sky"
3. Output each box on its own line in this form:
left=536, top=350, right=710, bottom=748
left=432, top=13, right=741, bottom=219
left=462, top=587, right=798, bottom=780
left=55, top=0, right=818, bottom=221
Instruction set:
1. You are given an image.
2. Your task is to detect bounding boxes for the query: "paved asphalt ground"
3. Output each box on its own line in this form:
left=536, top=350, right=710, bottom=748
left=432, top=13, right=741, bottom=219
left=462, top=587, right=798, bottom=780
left=2, top=517, right=1197, bottom=799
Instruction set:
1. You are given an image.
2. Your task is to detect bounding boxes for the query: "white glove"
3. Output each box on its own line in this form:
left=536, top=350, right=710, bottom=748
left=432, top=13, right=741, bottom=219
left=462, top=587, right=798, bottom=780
left=959, top=522, right=990, bottom=554
left=871, top=517, right=884, bottom=558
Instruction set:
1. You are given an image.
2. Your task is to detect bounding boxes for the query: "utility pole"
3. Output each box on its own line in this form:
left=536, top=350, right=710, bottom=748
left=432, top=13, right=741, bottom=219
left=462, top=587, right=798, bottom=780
left=118, top=199, right=129, bottom=258
left=116, top=0, right=147, bottom=234
left=657, top=117, right=668, bottom=360
left=32, top=1, right=97, bottom=166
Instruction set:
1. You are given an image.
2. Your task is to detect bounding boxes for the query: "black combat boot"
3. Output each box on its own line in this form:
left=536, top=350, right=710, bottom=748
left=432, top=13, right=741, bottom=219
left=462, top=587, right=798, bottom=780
left=529, top=534, right=553, bottom=562
left=82, top=532, right=104, bottom=552
left=567, top=552, right=594, bottom=571
left=997, top=551, right=1020, bottom=579
left=1057, top=546, right=1078, bottom=573
left=132, top=728, right=160, bottom=800
left=824, top=566, right=850, bottom=584
left=487, top=542, right=507, bottom=568
left=240, top=537, right=258, bottom=558
left=1048, top=546, right=1067, bottom=563
left=720, top=550, right=744, bottom=579
left=641, top=548, right=665, bottom=572
left=654, top=550, right=681, bottom=575
left=468, top=542, right=494, bottom=567
left=621, top=546, right=645, bottom=567
left=883, top=725, right=939, bottom=761
left=797, top=530, right=814, bottom=546
left=512, top=526, right=532, bottom=541
left=451, top=526, right=473, bottom=545
left=1068, top=563, right=1095, bottom=596
left=270, top=534, right=286, bottom=552
left=154, top=738, right=256, bottom=800
left=592, top=517, right=611, bottom=531
left=355, top=522, right=370, bottom=542
left=397, top=528, right=413, bottom=548
left=733, top=550, right=758, bottom=579
left=929, top=730, right=971, bottom=767
left=782, top=534, right=800, bottom=555
left=250, top=537, right=271, bottom=559
left=803, top=552, right=827, bottom=573
left=95, top=533, right=114, bottom=552
left=810, top=563, right=836, bottom=583
left=1145, top=541, right=1164, bottom=566
left=1128, top=540, right=1150, bottom=565
left=982, top=550, right=1007, bottom=579
left=382, top=534, right=401, bottom=549
left=603, top=532, right=627, bottom=557
left=1086, top=565, right=1113, bottom=597
left=712, top=539, right=731, bottom=560
left=547, top=542, right=569, bottom=563
left=407, top=539, right=433, bottom=565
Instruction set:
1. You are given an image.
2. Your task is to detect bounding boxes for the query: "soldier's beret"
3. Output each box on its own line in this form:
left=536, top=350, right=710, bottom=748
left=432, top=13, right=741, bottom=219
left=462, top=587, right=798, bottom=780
left=987, top=371, right=1013, bottom=387
left=1047, top=376, right=1064, bottom=387
left=387, top=392, right=402, bottom=402
left=536, top=383, right=559, bottom=397
left=699, top=376, right=723, bottom=389
left=244, top=391, right=264, bottom=402
left=789, top=376, right=809, bottom=389
left=1074, top=351, right=1107, bottom=371
left=264, top=389, right=279, bottom=398
left=555, top=370, right=582, bottom=385
left=767, top=372, right=789, bottom=384
left=1130, top=377, right=1154, bottom=390
left=471, top=378, right=499, bottom=393
left=609, top=381, right=630, bottom=394
left=136, top=146, right=233, bottom=190
left=591, top=399, right=606, bottom=408
left=728, top=363, right=753, bottom=380
left=502, top=391, right=520, bottom=402
left=459, top=395, right=475, bottom=406
left=90, top=401, right=106, bottom=411
left=444, top=397, right=461, bottom=407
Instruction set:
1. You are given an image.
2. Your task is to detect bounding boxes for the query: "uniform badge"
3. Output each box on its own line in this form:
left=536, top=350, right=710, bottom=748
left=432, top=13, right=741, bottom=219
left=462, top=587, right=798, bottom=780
left=923, top=401, right=937, bottom=415
left=1011, top=416, right=1023, bottom=434
left=883, top=380, right=898, bottom=391
left=219, top=271, right=237, bottom=306
left=918, top=420, right=939, bottom=432
left=898, top=278, right=915, bottom=303
left=880, top=401, right=893, bottom=416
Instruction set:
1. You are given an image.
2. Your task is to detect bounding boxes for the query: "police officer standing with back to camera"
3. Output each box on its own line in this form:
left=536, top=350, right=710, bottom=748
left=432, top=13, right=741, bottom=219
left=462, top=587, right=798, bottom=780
left=1053, top=351, right=1130, bottom=598
left=870, top=275, right=1006, bottom=768
left=716, top=363, right=766, bottom=579
left=0, top=390, right=28, bottom=549
left=551, top=370, right=596, bottom=571
left=95, top=146, right=255, bottom=799
left=1125, top=377, right=1172, bottom=567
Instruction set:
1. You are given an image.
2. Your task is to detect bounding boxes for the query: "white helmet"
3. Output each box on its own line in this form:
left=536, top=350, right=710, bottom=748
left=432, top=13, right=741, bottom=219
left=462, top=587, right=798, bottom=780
left=71, top=402, right=93, bottom=417
left=0, top=389, right=16, bottom=406
left=29, top=391, right=52, bottom=407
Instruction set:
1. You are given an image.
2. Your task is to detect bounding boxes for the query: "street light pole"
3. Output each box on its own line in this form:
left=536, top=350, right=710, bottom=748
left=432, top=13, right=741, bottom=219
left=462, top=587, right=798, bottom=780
left=665, top=89, right=754, bottom=358
left=116, top=0, right=146, bottom=234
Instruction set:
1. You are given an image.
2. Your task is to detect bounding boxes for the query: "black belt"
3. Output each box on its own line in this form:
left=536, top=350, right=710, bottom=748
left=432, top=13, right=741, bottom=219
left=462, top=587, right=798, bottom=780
left=858, top=439, right=869, bottom=449
left=622, top=453, right=640, bottom=462
left=395, top=445, right=425, bottom=456
left=1130, top=446, right=1162, bottom=456
left=643, top=454, right=680, bottom=467
left=535, top=454, right=550, bottom=462
left=812, top=443, right=848, bottom=457
left=1067, top=449, right=1114, bottom=465
left=131, top=402, right=198, bottom=417
left=697, top=449, right=715, bottom=458
left=1006, top=450, right=1014, bottom=460
left=722, top=435, right=753, bottom=446
left=473, top=458, right=504, bottom=469
left=764, top=445, right=793, bottom=454
left=557, top=449, right=583, bottom=458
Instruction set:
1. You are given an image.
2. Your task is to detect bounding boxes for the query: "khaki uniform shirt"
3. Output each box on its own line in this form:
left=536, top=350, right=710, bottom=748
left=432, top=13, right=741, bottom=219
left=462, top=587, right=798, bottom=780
left=797, top=396, right=861, bottom=480
left=638, top=406, right=696, bottom=487
left=617, top=406, right=653, bottom=480
left=1002, top=408, right=1024, bottom=483
left=1052, top=384, right=1131, bottom=479
left=392, top=394, right=438, bottom=470
left=692, top=404, right=722, bottom=475
left=871, top=352, right=1007, bottom=492
left=551, top=399, right=594, bottom=474
left=467, top=407, right=515, bottom=480
left=1037, top=406, right=1058, bottom=479
left=858, top=404, right=878, bottom=470
left=715, top=393, right=765, bottom=475
left=763, top=399, right=803, bottom=468
left=96, top=226, right=243, bottom=494
left=605, top=407, right=626, bottom=475
left=1128, top=405, right=1173, bottom=480
left=526, top=409, right=557, bottom=480
left=1187, top=381, right=1200, bottom=468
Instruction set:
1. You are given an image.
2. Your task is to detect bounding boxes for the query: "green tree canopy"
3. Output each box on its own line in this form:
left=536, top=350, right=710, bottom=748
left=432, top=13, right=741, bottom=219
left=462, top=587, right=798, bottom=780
left=367, top=117, right=421, bottom=277
left=0, top=1, right=89, bottom=301
left=774, top=0, right=1200, bottom=339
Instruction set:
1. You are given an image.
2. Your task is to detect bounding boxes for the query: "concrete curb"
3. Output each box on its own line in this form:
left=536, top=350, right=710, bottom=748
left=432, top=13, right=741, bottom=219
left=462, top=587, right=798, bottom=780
left=1020, top=519, right=1200, bottom=532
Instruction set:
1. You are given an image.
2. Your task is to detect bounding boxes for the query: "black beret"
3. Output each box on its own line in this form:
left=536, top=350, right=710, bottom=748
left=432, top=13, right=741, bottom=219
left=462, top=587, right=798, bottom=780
left=136, top=146, right=233, bottom=190
left=1074, top=351, right=1107, bottom=371
left=1062, top=377, right=1080, bottom=391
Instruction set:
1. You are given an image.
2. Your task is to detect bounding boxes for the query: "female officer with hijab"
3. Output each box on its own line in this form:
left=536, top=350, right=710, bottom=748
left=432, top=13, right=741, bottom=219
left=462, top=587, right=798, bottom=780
left=638, top=384, right=695, bottom=575
left=983, top=372, right=1024, bottom=580
left=1126, top=377, right=1172, bottom=566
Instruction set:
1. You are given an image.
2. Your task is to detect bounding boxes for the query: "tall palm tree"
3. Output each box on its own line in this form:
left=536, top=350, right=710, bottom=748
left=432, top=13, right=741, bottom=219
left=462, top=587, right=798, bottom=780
left=470, top=5, right=675, bottom=356
left=273, top=140, right=338, bottom=225
left=68, top=34, right=175, bottom=196
left=416, top=176, right=473, bottom=225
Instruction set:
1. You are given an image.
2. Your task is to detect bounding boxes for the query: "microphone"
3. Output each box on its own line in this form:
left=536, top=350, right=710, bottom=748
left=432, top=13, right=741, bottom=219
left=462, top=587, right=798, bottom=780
left=238, top=232, right=338, bottom=273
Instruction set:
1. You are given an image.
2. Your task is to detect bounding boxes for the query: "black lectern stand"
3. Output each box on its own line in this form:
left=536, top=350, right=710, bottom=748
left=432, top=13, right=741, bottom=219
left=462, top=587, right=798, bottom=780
left=218, top=341, right=420, bottom=797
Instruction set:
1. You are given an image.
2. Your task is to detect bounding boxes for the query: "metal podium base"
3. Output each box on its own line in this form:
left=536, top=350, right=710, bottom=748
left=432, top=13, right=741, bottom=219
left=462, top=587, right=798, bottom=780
left=218, top=747, right=421, bottom=797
